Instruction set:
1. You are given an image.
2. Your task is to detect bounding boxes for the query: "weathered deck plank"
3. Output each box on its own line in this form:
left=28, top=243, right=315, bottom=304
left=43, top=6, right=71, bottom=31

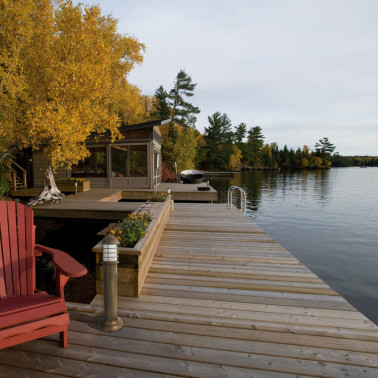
left=1, top=203, right=378, bottom=376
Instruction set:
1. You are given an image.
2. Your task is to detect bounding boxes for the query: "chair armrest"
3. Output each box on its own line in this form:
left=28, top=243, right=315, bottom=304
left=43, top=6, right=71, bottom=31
left=35, top=244, right=87, bottom=278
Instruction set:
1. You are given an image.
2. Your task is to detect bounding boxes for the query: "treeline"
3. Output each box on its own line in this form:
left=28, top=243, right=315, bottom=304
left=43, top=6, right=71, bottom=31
left=152, top=72, right=338, bottom=173
left=153, top=70, right=378, bottom=173
left=197, top=113, right=336, bottom=171
left=331, top=155, right=378, bottom=167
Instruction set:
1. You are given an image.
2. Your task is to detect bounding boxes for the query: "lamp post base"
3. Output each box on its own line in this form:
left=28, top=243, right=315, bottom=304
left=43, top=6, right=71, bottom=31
left=98, top=316, right=123, bottom=332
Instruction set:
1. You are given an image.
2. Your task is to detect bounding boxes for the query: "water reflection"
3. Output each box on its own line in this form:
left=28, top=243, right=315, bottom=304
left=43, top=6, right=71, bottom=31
left=216, top=169, right=333, bottom=213
left=209, top=168, right=378, bottom=325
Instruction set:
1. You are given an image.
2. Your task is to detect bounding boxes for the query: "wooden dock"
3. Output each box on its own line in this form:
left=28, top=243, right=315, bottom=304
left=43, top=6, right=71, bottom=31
left=33, top=188, right=144, bottom=220
left=1, top=203, right=378, bottom=376
left=13, top=182, right=218, bottom=203
left=30, top=184, right=217, bottom=220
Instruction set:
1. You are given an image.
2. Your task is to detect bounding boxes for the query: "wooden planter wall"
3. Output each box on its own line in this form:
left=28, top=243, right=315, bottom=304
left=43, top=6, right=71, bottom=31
left=57, top=181, right=90, bottom=193
left=93, top=198, right=173, bottom=297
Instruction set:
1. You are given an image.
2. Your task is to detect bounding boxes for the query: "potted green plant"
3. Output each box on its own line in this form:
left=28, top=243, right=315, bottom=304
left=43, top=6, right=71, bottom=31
left=111, top=210, right=152, bottom=248
left=148, top=192, right=168, bottom=202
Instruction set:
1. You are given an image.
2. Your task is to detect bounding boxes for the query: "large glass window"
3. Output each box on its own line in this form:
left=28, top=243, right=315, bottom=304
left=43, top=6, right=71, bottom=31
left=71, top=144, right=148, bottom=178
left=111, top=146, right=128, bottom=177
left=129, top=145, right=147, bottom=177
left=72, top=147, right=107, bottom=177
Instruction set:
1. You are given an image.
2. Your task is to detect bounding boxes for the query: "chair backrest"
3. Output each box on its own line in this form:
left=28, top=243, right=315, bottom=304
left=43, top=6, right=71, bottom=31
left=0, top=201, right=36, bottom=299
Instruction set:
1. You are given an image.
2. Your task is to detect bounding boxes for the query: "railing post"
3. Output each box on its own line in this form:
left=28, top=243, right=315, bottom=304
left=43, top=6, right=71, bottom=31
left=12, top=173, right=17, bottom=191
left=98, top=234, right=123, bottom=332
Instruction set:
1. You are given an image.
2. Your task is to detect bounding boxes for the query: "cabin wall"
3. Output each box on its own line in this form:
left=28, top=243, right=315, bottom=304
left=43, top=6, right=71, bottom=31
left=32, top=151, right=68, bottom=188
left=31, top=125, right=163, bottom=190
left=86, top=177, right=108, bottom=188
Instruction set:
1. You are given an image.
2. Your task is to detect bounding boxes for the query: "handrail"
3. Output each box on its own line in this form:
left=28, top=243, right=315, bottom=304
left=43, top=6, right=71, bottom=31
left=8, top=159, right=27, bottom=174
left=227, top=186, right=247, bottom=215
left=3, top=159, right=28, bottom=190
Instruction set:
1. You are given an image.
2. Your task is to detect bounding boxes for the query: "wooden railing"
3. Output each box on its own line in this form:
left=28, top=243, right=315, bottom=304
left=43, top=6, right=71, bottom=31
left=6, top=159, right=27, bottom=190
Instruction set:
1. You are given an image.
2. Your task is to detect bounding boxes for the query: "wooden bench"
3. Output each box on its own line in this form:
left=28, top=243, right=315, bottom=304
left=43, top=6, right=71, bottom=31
left=0, top=200, right=87, bottom=349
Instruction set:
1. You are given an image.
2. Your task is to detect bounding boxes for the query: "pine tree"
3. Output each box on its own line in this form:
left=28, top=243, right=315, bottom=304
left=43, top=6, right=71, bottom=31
left=202, top=112, right=233, bottom=170
left=315, top=137, right=336, bottom=156
left=245, top=126, right=265, bottom=167
left=152, top=85, right=171, bottom=120
left=168, top=69, right=200, bottom=129
left=233, top=123, right=247, bottom=146
left=315, top=137, right=336, bottom=168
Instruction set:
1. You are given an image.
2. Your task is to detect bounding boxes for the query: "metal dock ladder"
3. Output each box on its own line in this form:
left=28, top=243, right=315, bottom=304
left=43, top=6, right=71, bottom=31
left=227, top=186, right=247, bottom=215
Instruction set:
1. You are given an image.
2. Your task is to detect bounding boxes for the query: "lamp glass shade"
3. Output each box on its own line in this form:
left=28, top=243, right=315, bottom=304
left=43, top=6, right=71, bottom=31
left=103, top=244, right=118, bottom=262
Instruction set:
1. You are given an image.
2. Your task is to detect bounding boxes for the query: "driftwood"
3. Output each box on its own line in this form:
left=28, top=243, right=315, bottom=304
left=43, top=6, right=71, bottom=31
left=28, top=167, right=64, bottom=206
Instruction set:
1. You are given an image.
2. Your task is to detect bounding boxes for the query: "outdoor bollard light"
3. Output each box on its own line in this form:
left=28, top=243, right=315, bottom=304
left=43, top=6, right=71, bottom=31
left=167, top=188, right=174, bottom=211
left=74, top=182, right=78, bottom=195
left=98, top=234, right=123, bottom=332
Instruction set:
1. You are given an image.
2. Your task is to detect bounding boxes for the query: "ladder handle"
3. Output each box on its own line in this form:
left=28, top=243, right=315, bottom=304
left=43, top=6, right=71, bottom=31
left=227, top=186, right=246, bottom=215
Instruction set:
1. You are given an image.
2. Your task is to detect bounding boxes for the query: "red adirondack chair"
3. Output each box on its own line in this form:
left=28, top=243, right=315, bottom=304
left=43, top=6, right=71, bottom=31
left=0, top=200, right=87, bottom=349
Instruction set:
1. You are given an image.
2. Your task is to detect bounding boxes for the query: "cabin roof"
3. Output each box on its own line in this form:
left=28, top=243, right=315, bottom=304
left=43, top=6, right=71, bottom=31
left=119, top=118, right=171, bottom=133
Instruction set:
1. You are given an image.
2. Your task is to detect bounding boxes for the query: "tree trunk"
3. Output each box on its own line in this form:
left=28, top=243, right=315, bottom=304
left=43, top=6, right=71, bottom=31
left=28, top=167, right=64, bottom=206
left=0, top=147, right=17, bottom=164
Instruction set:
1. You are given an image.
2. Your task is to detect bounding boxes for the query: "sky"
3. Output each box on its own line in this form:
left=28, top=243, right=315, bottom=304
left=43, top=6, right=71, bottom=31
left=77, top=0, right=378, bottom=155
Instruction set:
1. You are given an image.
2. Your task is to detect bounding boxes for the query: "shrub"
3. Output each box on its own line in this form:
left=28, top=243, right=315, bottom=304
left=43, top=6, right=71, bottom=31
left=112, top=211, right=152, bottom=248
left=162, top=162, right=175, bottom=182
left=148, top=192, right=167, bottom=202
left=0, top=175, right=10, bottom=198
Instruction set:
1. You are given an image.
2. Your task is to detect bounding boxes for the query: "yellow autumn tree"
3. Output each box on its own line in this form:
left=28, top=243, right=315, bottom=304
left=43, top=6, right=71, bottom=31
left=173, top=127, right=198, bottom=173
left=0, top=0, right=146, bottom=168
left=228, top=145, right=242, bottom=171
left=0, top=0, right=36, bottom=158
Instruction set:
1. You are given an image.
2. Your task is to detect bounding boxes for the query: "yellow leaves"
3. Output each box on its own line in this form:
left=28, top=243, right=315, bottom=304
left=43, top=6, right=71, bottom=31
left=1, top=0, right=148, bottom=169
left=0, top=0, right=37, bottom=145
left=173, top=127, right=198, bottom=172
left=228, top=146, right=242, bottom=171
left=314, top=157, right=323, bottom=168
left=301, top=158, right=309, bottom=168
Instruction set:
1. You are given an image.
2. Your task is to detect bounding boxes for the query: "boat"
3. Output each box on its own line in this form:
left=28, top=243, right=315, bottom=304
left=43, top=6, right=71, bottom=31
left=180, top=170, right=204, bottom=184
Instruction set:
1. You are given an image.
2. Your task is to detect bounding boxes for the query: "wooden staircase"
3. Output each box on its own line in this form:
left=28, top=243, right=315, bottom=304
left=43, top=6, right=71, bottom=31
left=5, top=159, right=28, bottom=190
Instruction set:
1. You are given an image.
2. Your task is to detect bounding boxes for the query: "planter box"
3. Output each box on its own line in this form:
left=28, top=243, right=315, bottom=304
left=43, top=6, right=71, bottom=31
left=57, top=180, right=90, bottom=193
left=92, top=197, right=173, bottom=297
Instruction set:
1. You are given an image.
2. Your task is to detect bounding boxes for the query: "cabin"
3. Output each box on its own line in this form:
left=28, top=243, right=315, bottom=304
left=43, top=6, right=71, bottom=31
left=26, top=119, right=171, bottom=190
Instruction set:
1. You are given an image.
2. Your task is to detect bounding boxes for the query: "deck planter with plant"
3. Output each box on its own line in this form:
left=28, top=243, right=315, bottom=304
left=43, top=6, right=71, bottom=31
left=56, top=178, right=90, bottom=193
left=92, top=196, right=173, bottom=297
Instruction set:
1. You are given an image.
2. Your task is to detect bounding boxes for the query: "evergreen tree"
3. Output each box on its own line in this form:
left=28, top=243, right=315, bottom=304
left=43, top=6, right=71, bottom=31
left=279, top=145, right=290, bottom=169
left=202, top=112, right=233, bottom=170
left=315, top=137, right=336, bottom=156
left=245, top=126, right=265, bottom=167
left=314, top=137, right=336, bottom=167
left=153, top=85, right=175, bottom=168
left=233, top=123, right=247, bottom=145
left=161, top=70, right=200, bottom=170
left=152, top=85, right=171, bottom=120
left=168, top=69, right=200, bottom=129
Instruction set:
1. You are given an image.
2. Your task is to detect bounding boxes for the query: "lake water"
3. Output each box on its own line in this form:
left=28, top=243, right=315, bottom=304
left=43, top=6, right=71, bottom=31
left=207, top=167, right=378, bottom=325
